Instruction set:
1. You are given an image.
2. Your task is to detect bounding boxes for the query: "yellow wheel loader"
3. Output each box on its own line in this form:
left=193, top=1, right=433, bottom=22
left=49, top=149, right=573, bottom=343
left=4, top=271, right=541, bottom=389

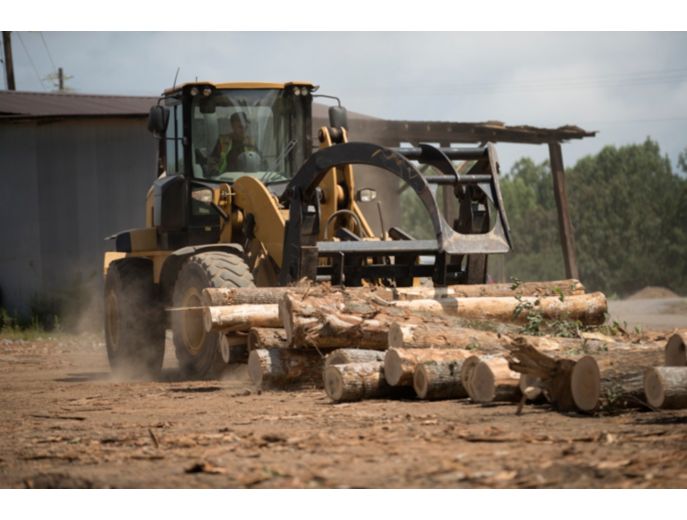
left=103, top=81, right=512, bottom=378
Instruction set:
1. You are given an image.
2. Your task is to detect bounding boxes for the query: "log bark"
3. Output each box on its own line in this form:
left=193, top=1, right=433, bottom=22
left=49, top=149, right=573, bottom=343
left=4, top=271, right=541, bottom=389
left=388, top=322, right=596, bottom=352
left=505, top=337, right=578, bottom=411
left=279, top=293, right=394, bottom=349
left=248, top=348, right=325, bottom=388
left=644, top=367, right=687, bottom=409
left=202, top=279, right=585, bottom=306
left=665, top=331, right=687, bottom=366
left=247, top=328, right=288, bottom=350
left=413, top=359, right=468, bottom=400
left=397, top=279, right=585, bottom=299
left=388, top=323, right=512, bottom=350
left=570, top=348, right=665, bottom=412
left=468, top=357, right=521, bottom=403
left=324, top=349, right=385, bottom=367
left=203, top=304, right=281, bottom=332
left=392, top=292, right=607, bottom=326
left=323, top=362, right=413, bottom=402
left=384, top=348, right=472, bottom=387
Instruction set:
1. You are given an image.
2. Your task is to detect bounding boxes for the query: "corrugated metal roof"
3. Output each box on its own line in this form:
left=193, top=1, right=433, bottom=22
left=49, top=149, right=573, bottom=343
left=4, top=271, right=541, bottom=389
left=0, top=90, right=158, bottom=117
left=0, top=90, right=378, bottom=121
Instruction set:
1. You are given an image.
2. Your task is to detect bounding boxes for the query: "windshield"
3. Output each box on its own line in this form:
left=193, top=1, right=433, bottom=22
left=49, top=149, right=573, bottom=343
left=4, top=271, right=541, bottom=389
left=190, top=88, right=305, bottom=184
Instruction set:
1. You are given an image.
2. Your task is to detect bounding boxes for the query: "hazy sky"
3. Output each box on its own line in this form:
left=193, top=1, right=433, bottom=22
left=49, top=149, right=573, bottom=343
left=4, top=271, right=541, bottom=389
left=4, top=31, right=686, bottom=171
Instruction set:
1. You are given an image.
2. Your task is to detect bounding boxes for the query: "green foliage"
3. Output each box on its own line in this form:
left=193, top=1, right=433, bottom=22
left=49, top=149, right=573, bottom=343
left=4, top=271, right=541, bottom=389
left=501, top=139, right=687, bottom=296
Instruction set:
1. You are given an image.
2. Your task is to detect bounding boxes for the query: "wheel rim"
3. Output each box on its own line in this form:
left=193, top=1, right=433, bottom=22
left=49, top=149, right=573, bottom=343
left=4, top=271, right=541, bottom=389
left=105, top=291, right=120, bottom=353
left=182, top=288, right=205, bottom=356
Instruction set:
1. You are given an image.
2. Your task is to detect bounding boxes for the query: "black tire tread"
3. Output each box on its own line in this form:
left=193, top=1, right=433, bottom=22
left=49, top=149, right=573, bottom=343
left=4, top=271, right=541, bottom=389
left=171, top=252, right=254, bottom=378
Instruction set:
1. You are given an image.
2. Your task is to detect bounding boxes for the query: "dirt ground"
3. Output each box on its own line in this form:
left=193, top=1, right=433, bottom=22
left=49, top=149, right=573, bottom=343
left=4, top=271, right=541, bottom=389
left=1, top=298, right=687, bottom=489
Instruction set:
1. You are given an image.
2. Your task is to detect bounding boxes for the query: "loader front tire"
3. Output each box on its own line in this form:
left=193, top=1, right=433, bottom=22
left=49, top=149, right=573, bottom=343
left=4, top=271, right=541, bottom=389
left=171, top=252, right=254, bottom=378
left=104, top=258, right=165, bottom=379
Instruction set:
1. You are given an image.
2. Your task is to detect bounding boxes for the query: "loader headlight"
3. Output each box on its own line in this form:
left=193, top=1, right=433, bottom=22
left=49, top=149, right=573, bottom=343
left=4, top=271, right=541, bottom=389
left=356, top=188, right=377, bottom=203
left=190, top=87, right=199, bottom=96
left=191, top=188, right=213, bottom=204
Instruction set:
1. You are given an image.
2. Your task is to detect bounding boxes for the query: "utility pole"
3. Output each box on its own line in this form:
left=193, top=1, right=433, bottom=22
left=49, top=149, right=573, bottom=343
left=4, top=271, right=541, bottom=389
left=2, top=31, right=16, bottom=90
left=58, top=67, right=64, bottom=91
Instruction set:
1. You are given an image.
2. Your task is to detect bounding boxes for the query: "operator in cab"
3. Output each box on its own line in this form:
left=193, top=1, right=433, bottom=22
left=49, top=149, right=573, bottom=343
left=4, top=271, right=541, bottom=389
left=206, top=111, right=261, bottom=174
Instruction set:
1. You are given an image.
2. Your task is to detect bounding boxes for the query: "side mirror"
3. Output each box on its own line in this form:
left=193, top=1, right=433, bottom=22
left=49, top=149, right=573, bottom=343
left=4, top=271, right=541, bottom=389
left=147, top=106, right=169, bottom=137
left=329, top=105, right=348, bottom=130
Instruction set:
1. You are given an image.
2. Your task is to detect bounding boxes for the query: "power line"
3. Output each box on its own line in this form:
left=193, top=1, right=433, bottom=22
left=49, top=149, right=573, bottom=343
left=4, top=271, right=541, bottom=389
left=355, top=66, right=687, bottom=98
left=16, top=32, right=46, bottom=90
left=39, top=32, right=56, bottom=71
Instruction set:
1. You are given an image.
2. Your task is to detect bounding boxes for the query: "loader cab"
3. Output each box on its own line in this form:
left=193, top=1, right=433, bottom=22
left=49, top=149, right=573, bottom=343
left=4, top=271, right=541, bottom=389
left=155, top=82, right=314, bottom=184
left=148, top=82, right=315, bottom=248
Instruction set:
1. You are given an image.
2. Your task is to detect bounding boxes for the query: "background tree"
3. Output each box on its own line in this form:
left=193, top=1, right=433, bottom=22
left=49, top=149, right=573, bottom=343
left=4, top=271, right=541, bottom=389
left=500, top=139, right=687, bottom=296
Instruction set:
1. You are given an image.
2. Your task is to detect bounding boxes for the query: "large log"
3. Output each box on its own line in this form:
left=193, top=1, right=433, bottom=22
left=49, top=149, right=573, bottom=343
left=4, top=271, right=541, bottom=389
left=202, top=279, right=586, bottom=306
left=247, top=348, right=325, bottom=388
left=413, top=359, right=468, bottom=400
left=384, top=348, right=472, bottom=386
left=644, top=367, right=687, bottom=409
left=277, top=291, right=606, bottom=348
left=279, top=293, right=396, bottom=349
left=388, top=323, right=512, bottom=350
left=323, top=362, right=413, bottom=402
left=570, top=348, right=665, bottom=412
left=392, top=292, right=607, bottom=326
left=505, top=337, right=578, bottom=411
left=468, top=357, right=521, bottom=403
left=204, top=304, right=280, bottom=332
left=324, top=349, right=385, bottom=367
left=247, top=328, right=288, bottom=350
left=665, top=331, right=687, bottom=366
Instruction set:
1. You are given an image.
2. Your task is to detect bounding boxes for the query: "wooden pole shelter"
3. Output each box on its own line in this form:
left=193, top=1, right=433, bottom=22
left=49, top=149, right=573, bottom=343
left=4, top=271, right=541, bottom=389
left=548, top=141, right=579, bottom=280
left=2, top=32, right=16, bottom=90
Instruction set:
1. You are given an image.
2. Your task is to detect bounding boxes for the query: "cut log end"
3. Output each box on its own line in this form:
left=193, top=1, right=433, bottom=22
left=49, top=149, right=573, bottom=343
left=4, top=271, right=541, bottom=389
left=387, top=323, right=410, bottom=349
left=383, top=349, right=405, bottom=386
left=644, top=366, right=687, bottom=409
left=323, top=366, right=345, bottom=401
left=570, top=355, right=601, bottom=412
left=665, top=332, right=687, bottom=367
left=470, top=361, right=496, bottom=402
left=247, top=349, right=266, bottom=387
left=202, top=306, right=215, bottom=333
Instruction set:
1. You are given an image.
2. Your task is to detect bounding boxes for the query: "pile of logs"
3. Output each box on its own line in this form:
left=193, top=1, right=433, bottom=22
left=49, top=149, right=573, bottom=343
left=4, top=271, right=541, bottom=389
left=196, top=279, right=687, bottom=414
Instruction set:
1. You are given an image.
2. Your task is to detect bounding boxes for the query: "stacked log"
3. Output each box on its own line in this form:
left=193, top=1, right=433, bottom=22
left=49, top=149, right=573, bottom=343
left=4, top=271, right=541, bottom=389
left=202, top=279, right=586, bottom=306
left=644, top=367, right=687, bottom=409
left=323, top=362, right=413, bottom=402
left=506, top=336, right=667, bottom=412
left=384, top=348, right=473, bottom=387
left=468, top=357, right=522, bottom=403
left=247, top=328, right=288, bottom=350
left=324, top=349, right=385, bottom=367
left=248, top=348, right=325, bottom=388
left=413, top=359, right=468, bottom=400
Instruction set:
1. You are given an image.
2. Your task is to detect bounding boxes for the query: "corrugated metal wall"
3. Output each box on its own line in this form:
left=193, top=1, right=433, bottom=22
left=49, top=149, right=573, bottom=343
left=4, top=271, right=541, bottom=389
left=0, top=115, right=403, bottom=320
left=0, top=118, right=157, bottom=317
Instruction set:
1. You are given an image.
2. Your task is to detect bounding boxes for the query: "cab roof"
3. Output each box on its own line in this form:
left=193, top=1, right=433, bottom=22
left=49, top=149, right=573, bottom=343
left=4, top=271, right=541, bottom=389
left=163, top=81, right=315, bottom=95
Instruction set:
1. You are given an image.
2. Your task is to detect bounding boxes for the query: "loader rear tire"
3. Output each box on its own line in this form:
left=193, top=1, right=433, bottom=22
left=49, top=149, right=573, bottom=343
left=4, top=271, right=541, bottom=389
left=171, top=252, right=255, bottom=378
left=104, top=258, right=165, bottom=379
